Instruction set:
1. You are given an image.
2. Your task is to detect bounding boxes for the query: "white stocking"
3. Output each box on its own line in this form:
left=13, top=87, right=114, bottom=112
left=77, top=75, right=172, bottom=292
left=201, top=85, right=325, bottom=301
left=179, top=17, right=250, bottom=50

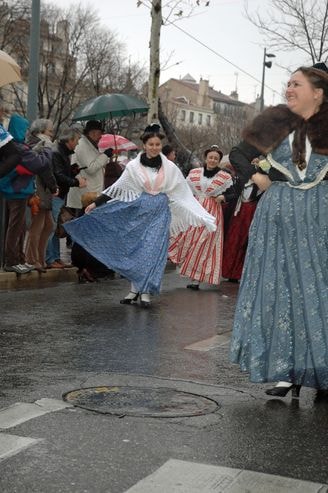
left=124, top=283, right=139, bottom=300
left=275, top=381, right=293, bottom=388
left=140, top=293, right=150, bottom=302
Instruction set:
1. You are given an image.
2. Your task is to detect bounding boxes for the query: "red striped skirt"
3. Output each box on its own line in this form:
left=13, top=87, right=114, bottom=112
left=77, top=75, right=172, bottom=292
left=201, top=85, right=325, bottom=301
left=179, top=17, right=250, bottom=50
left=169, top=197, right=223, bottom=285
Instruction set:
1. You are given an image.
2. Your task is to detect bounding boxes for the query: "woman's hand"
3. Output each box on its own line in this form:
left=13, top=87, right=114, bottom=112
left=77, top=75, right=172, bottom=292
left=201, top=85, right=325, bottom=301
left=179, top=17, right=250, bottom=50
left=78, top=176, right=87, bottom=188
left=251, top=172, right=272, bottom=191
left=216, top=194, right=225, bottom=203
left=85, top=202, right=96, bottom=214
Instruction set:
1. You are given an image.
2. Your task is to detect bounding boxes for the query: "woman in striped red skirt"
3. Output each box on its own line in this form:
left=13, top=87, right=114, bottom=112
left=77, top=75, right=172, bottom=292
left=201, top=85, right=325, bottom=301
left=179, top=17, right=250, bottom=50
left=169, top=146, right=233, bottom=290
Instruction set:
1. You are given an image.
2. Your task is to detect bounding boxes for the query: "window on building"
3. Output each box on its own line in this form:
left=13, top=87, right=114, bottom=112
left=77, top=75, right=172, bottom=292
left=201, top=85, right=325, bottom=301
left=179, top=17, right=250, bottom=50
left=180, top=110, right=186, bottom=121
left=189, top=112, right=194, bottom=124
left=198, top=113, right=203, bottom=125
left=206, top=115, right=211, bottom=126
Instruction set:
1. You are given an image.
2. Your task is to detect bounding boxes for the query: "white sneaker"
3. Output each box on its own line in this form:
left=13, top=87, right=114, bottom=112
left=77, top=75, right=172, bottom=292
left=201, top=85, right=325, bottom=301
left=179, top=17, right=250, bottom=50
left=6, top=264, right=31, bottom=274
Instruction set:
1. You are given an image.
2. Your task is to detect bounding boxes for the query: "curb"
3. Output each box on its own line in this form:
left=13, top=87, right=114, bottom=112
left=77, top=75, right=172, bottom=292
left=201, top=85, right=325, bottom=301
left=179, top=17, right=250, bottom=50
left=0, top=267, right=78, bottom=290
left=0, top=261, right=177, bottom=291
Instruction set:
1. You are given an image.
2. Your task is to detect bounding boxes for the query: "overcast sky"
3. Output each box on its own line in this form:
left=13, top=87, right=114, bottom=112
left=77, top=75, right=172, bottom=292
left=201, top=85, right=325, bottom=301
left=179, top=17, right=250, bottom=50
left=44, top=0, right=308, bottom=105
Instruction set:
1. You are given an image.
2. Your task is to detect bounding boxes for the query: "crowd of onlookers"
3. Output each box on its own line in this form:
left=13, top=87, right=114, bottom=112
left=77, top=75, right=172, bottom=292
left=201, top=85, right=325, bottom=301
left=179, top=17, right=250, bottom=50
left=0, top=101, right=122, bottom=276
left=0, top=99, right=260, bottom=284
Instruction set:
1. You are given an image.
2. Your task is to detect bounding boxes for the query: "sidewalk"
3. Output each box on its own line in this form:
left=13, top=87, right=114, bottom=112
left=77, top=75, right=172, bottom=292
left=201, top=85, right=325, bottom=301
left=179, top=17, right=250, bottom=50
left=0, top=240, right=177, bottom=290
left=0, top=239, right=77, bottom=290
left=0, top=266, right=78, bottom=290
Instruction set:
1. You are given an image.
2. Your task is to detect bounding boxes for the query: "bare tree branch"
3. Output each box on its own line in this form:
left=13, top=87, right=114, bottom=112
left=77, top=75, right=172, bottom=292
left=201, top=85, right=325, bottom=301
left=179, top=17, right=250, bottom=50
left=244, top=0, right=328, bottom=64
left=0, top=0, right=147, bottom=132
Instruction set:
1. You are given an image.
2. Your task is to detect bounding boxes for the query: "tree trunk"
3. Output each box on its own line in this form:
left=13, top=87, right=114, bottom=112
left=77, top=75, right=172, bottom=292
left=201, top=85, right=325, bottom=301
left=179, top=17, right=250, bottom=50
left=147, top=0, right=162, bottom=124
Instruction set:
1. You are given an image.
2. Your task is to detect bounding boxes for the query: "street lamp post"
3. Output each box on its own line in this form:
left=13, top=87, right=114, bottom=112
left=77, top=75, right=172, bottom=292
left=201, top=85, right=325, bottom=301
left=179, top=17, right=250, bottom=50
left=260, top=48, right=276, bottom=112
left=27, top=0, right=41, bottom=122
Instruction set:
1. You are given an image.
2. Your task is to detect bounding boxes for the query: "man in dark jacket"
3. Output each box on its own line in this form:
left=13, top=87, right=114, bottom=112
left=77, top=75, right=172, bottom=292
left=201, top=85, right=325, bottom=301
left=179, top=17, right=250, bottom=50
left=46, top=127, right=86, bottom=269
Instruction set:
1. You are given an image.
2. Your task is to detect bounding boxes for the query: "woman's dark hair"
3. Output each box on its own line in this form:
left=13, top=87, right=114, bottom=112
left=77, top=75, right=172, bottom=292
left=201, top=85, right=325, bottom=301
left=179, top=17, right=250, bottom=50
left=162, top=144, right=174, bottom=156
left=204, top=145, right=223, bottom=161
left=140, top=123, right=165, bottom=143
left=294, top=66, right=328, bottom=101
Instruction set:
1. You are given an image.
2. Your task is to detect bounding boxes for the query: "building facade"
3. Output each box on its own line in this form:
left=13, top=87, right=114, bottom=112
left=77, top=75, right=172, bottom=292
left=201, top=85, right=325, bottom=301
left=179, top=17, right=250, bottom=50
left=159, top=74, right=259, bottom=151
left=0, top=4, right=82, bottom=126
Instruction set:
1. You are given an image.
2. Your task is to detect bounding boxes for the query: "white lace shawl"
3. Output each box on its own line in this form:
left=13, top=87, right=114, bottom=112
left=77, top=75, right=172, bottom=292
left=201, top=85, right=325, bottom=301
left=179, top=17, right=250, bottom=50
left=102, top=153, right=216, bottom=235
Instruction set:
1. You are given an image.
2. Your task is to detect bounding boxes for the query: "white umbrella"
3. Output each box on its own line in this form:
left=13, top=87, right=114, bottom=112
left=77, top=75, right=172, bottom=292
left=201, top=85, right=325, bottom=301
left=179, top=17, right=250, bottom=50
left=0, top=50, right=21, bottom=87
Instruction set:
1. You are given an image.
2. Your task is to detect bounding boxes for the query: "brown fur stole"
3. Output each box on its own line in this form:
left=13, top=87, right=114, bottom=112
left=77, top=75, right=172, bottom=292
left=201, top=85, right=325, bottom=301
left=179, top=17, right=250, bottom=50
left=243, top=103, right=328, bottom=157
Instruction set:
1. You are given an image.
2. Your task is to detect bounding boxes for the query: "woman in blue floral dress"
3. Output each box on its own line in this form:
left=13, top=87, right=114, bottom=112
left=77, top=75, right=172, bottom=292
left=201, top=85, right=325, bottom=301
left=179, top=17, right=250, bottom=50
left=229, top=63, right=328, bottom=400
left=65, top=125, right=216, bottom=308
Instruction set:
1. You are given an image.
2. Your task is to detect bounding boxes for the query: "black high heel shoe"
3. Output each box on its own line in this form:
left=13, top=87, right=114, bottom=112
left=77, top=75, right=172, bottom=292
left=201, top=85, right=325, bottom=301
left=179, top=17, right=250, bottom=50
left=140, top=293, right=151, bottom=308
left=265, top=384, right=301, bottom=398
left=186, top=284, right=199, bottom=290
left=120, top=292, right=139, bottom=304
left=315, top=389, right=328, bottom=402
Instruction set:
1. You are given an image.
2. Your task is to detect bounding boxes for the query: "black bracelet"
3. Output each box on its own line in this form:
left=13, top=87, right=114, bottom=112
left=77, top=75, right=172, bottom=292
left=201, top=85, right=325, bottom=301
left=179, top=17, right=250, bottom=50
left=94, top=194, right=110, bottom=207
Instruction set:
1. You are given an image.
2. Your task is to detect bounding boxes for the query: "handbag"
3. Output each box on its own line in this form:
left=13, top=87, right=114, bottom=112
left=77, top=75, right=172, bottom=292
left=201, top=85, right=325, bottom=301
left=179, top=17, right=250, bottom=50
left=56, top=206, right=75, bottom=238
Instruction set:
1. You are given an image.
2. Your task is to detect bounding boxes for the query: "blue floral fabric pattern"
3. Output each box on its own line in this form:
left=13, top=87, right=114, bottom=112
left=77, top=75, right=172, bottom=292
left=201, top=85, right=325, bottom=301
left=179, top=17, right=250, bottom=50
left=64, top=192, right=171, bottom=294
left=230, top=137, right=328, bottom=388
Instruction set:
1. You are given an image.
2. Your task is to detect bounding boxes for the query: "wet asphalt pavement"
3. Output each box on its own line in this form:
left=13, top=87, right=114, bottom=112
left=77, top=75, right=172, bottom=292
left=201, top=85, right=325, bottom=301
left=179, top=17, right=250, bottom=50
left=0, top=267, right=328, bottom=492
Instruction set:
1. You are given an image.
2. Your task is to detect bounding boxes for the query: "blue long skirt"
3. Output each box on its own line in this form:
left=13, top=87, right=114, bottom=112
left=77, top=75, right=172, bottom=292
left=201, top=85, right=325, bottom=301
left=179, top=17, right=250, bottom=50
left=230, top=182, right=328, bottom=388
left=64, top=193, right=171, bottom=294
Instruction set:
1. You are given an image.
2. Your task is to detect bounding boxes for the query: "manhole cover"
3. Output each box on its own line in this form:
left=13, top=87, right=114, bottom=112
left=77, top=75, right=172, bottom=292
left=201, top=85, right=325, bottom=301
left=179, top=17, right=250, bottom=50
left=63, top=386, right=220, bottom=418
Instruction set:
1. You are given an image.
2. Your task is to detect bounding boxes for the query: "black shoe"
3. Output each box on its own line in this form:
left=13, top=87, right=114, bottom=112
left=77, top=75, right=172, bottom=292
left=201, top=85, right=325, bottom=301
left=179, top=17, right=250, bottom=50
left=186, top=284, right=199, bottom=290
left=120, top=292, right=139, bottom=304
left=140, top=293, right=151, bottom=308
left=78, top=268, right=96, bottom=283
left=265, top=384, right=301, bottom=398
left=315, top=389, right=328, bottom=402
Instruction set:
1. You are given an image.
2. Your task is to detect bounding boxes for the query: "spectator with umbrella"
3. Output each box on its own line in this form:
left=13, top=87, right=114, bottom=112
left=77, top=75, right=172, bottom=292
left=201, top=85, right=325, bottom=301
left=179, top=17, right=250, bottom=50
left=98, top=134, right=137, bottom=189
left=0, top=99, right=22, bottom=179
left=103, top=149, right=124, bottom=189
left=98, top=134, right=138, bottom=188
left=0, top=51, right=23, bottom=179
left=66, top=120, right=112, bottom=213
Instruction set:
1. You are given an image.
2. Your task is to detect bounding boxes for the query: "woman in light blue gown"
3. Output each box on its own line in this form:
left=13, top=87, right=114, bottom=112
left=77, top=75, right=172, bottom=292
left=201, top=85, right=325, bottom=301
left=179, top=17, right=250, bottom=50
left=229, top=63, right=328, bottom=401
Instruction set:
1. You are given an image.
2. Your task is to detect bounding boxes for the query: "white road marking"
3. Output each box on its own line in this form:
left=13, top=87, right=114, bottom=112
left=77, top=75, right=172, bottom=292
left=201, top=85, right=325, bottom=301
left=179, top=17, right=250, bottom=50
left=0, top=433, right=40, bottom=462
left=184, top=333, right=231, bottom=351
left=0, top=398, right=72, bottom=429
left=123, top=459, right=327, bottom=492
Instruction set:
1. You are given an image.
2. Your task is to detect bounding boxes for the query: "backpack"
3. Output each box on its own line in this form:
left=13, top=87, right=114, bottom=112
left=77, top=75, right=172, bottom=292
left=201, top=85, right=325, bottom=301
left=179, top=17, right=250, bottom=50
left=0, top=143, right=51, bottom=199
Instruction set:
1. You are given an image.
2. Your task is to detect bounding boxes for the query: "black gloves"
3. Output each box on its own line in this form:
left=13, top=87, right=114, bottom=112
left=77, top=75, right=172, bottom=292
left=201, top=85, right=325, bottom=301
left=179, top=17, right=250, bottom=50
left=104, top=147, right=114, bottom=158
